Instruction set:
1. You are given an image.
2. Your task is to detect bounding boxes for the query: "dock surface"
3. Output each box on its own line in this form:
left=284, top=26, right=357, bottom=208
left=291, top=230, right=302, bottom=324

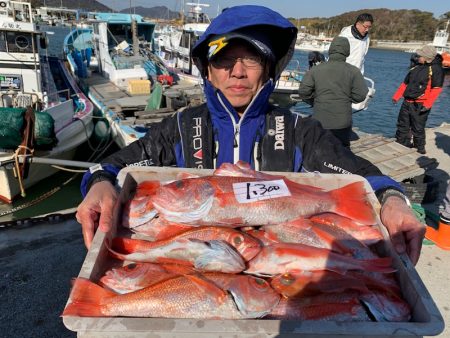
left=350, top=125, right=448, bottom=183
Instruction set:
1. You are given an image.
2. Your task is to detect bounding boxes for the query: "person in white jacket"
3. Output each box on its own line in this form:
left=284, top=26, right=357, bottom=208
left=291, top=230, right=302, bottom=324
left=339, top=13, right=373, bottom=74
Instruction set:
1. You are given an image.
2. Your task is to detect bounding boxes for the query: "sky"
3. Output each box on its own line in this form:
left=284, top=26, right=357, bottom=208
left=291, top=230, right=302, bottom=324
left=98, top=0, right=449, bottom=19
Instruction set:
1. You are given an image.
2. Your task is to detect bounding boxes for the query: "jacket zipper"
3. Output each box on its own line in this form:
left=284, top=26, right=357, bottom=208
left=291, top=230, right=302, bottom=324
left=216, top=84, right=266, bottom=164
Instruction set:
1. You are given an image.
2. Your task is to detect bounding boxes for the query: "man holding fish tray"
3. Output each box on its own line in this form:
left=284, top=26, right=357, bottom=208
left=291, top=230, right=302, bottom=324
left=77, top=5, right=425, bottom=265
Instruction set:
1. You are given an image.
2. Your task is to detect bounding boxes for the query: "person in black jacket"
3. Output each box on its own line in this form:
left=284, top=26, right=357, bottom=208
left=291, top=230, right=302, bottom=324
left=76, top=5, right=425, bottom=265
left=392, top=45, right=444, bottom=154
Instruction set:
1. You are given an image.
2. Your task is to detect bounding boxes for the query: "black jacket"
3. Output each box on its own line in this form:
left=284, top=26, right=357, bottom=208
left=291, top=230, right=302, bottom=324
left=81, top=104, right=402, bottom=197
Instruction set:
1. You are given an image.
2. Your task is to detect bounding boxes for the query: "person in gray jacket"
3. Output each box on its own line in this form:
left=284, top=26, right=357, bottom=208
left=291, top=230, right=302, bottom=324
left=298, top=36, right=368, bottom=147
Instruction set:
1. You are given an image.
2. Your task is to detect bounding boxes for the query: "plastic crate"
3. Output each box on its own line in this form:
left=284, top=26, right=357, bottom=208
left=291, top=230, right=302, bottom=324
left=63, top=167, right=445, bottom=338
left=127, top=79, right=151, bottom=95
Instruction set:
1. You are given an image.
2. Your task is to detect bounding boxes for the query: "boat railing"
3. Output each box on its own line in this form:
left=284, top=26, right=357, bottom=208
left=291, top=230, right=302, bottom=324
left=44, top=88, right=71, bottom=104
left=1, top=92, right=40, bottom=110
left=1, top=0, right=34, bottom=24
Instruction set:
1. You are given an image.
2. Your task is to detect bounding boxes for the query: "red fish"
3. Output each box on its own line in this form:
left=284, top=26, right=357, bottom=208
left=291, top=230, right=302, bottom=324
left=63, top=273, right=278, bottom=319
left=110, top=225, right=261, bottom=262
left=270, top=270, right=369, bottom=298
left=262, top=218, right=352, bottom=255
left=107, top=238, right=246, bottom=273
left=310, top=213, right=383, bottom=245
left=268, top=292, right=371, bottom=321
left=245, top=243, right=395, bottom=276
left=63, top=275, right=242, bottom=318
left=151, top=163, right=376, bottom=226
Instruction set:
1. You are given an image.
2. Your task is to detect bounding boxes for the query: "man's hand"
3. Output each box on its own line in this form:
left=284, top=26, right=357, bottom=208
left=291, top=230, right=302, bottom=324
left=75, top=181, right=118, bottom=249
left=380, top=196, right=426, bottom=265
left=391, top=98, right=398, bottom=105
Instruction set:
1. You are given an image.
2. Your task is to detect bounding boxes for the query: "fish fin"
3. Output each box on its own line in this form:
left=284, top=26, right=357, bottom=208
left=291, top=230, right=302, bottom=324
left=154, top=257, right=194, bottom=266
left=358, top=257, right=396, bottom=273
left=195, top=240, right=245, bottom=273
left=62, top=278, right=115, bottom=317
left=330, top=182, right=376, bottom=225
left=111, top=237, right=154, bottom=254
left=310, top=226, right=353, bottom=255
left=177, top=172, right=200, bottom=180
left=185, top=274, right=228, bottom=304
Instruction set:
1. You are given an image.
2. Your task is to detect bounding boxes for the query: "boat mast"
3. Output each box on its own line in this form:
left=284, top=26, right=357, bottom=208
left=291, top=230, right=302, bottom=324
left=129, top=0, right=139, bottom=56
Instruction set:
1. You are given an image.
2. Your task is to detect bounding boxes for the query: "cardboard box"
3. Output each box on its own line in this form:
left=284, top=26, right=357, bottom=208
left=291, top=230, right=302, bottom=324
left=63, top=167, right=444, bottom=337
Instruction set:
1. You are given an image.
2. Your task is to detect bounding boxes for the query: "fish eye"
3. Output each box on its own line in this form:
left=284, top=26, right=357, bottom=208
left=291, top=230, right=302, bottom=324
left=126, top=263, right=137, bottom=270
left=280, top=273, right=295, bottom=286
left=252, top=277, right=269, bottom=290
left=175, top=180, right=184, bottom=189
left=233, top=235, right=243, bottom=245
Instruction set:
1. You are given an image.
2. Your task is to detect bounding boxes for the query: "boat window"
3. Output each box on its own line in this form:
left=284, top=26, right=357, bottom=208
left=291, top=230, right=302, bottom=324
left=180, top=32, right=191, bottom=49
left=0, top=32, right=6, bottom=52
left=6, top=32, right=33, bottom=53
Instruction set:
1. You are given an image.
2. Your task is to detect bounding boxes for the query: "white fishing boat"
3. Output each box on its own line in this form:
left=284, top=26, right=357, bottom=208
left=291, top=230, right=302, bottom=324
left=432, top=20, right=450, bottom=54
left=156, top=1, right=303, bottom=106
left=64, top=12, right=204, bottom=149
left=432, top=20, right=450, bottom=69
left=0, top=0, right=94, bottom=203
left=155, top=1, right=210, bottom=85
left=294, top=32, right=331, bottom=53
left=271, top=60, right=304, bottom=108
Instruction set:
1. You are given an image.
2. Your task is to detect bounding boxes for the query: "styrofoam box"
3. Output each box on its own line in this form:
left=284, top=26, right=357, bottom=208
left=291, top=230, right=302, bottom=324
left=63, top=167, right=444, bottom=338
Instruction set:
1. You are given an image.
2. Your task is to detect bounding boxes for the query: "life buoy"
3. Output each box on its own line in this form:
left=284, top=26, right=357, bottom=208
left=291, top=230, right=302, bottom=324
left=0, top=2, right=7, bottom=8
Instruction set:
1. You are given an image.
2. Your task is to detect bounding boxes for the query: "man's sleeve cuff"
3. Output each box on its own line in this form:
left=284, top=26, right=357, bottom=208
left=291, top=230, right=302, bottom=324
left=376, top=188, right=411, bottom=207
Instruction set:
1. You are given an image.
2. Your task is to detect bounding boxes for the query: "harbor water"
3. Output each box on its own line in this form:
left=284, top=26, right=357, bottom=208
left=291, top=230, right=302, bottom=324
left=0, top=48, right=449, bottom=222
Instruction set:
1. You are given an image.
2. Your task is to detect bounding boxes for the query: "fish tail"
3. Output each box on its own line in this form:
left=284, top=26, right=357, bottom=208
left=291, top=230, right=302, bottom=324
left=62, top=278, right=115, bottom=317
left=330, top=182, right=376, bottom=225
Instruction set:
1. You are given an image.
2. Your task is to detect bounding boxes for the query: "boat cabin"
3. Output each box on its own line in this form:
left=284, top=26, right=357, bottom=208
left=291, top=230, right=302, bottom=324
left=0, top=0, right=43, bottom=108
left=84, top=13, right=161, bottom=89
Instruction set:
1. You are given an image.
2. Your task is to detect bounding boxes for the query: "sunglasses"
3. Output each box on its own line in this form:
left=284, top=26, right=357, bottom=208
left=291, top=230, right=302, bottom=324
left=210, top=56, right=264, bottom=69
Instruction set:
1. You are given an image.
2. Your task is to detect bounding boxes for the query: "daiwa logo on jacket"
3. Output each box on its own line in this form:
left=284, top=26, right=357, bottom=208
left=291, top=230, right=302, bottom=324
left=274, top=115, right=285, bottom=150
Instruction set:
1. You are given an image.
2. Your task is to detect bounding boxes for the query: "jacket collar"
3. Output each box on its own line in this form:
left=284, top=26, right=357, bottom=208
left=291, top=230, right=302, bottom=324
left=351, top=24, right=368, bottom=40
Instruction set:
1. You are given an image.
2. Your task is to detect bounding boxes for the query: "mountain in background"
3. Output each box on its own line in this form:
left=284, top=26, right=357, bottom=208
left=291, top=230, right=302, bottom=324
left=31, top=0, right=111, bottom=12
left=119, top=6, right=180, bottom=20
left=290, top=8, right=450, bottom=41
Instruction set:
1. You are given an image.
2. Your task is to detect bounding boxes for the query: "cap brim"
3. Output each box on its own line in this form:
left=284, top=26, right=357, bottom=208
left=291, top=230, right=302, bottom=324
left=207, top=32, right=275, bottom=62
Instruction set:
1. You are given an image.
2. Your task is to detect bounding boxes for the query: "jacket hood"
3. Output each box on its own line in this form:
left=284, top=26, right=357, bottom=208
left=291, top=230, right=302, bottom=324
left=328, top=36, right=350, bottom=61
left=192, top=5, right=297, bottom=80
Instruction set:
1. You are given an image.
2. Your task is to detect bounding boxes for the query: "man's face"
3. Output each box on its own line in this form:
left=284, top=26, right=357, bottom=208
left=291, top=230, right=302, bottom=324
left=356, top=20, right=372, bottom=37
left=417, top=56, right=426, bottom=64
left=207, top=40, right=268, bottom=115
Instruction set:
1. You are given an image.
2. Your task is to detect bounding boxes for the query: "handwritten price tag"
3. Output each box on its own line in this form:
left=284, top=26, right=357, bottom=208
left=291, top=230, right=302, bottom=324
left=232, top=179, right=291, bottom=203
